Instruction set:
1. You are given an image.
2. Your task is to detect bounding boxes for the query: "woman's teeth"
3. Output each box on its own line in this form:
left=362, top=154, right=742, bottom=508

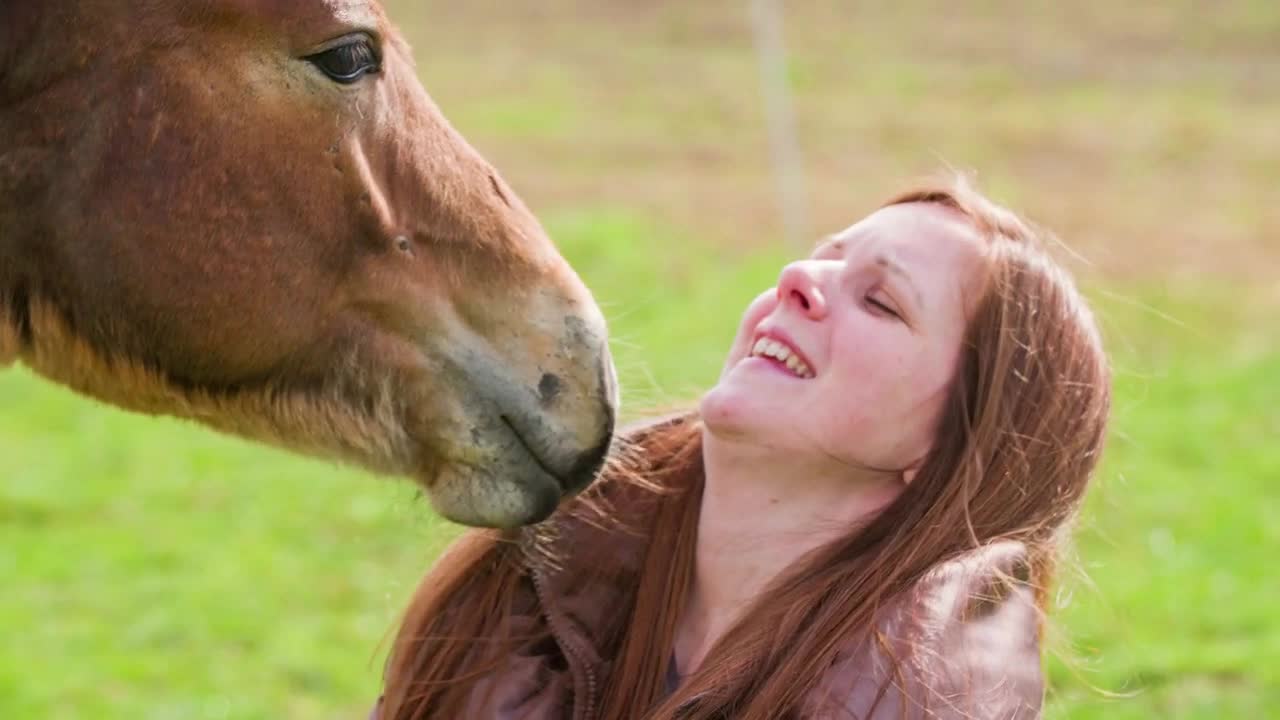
left=750, top=338, right=813, bottom=378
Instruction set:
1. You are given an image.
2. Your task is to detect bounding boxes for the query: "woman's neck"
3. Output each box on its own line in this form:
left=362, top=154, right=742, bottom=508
left=672, top=429, right=904, bottom=677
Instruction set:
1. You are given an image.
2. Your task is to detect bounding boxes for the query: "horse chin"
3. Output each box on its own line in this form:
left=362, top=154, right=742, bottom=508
left=424, top=460, right=562, bottom=529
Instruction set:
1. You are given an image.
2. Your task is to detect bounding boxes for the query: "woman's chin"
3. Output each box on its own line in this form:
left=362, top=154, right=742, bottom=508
left=699, top=382, right=768, bottom=440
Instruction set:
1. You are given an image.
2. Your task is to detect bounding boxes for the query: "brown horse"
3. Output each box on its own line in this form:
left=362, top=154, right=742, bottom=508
left=0, top=0, right=617, bottom=528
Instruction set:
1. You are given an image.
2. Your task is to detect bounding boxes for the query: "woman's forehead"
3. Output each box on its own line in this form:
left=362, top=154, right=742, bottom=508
left=825, top=203, right=981, bottom=259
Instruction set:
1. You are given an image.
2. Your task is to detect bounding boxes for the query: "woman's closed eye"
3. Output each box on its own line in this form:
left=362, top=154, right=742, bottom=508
left=864, top=291, right=903, bottom=321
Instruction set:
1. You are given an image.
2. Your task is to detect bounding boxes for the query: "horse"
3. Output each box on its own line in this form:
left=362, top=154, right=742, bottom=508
left=0, top=0, right=618, bottom=529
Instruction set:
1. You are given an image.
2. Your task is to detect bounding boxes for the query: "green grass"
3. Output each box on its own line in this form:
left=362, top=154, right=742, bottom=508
left=1044, top=289, right=1279, bottom=718
left=4, top=1, right=1278, bottom=717
left=3, top=210, right=1275, bottom=718
left=0, top=375, right=446, bottom=719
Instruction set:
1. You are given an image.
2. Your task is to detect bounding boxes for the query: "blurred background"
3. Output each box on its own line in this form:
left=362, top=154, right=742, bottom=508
left=2, top=1, right=1276, bottom=718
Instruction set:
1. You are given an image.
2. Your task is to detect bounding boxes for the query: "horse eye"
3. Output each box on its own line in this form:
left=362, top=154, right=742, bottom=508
left=306, top=39, right=381, bottom=84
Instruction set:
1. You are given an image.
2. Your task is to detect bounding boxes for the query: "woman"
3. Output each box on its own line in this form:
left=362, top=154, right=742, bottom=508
left=374, top=176, right=1111, bottom=719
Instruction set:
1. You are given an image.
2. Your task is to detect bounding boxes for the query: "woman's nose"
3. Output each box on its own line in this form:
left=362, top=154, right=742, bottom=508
left=776, top=262, right=827, bottom=320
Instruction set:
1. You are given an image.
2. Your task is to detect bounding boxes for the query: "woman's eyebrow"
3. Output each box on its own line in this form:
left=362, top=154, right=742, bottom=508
left=875, top=255, right=925, bottom=310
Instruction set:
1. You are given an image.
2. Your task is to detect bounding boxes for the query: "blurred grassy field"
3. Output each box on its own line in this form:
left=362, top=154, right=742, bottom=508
left=2, top=2, right=1277, bottom=718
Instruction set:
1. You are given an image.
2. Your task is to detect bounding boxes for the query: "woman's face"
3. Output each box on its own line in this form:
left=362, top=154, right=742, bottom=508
left=701, top=202, right=989, bottom=475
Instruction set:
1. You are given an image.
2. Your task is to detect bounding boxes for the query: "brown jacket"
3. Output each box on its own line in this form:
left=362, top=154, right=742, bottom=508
left=375, top=424, right=1045, bottom=719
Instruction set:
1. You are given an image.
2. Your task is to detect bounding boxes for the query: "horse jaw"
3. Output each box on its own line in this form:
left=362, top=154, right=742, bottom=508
left=12, top=297, right=417, bottom=476
left=0, top=304, right=19, bottom=367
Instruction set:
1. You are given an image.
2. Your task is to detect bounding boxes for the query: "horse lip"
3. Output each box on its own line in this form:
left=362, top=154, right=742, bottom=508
left=499, top=408, right=613, bottom=498
left=500, top=413, right=568, bottom=494
left=438, top=327, right=616, bottom=503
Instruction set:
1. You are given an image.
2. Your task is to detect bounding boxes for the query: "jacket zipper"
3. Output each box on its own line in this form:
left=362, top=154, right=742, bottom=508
left=530, top=562, right=598, bottom=720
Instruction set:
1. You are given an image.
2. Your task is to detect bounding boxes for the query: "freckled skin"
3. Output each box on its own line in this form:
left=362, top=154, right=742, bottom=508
left=0, top=0, right=616, bottom=527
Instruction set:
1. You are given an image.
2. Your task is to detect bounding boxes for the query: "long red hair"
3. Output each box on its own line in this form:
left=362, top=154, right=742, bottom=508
left=379, top=176, right=1112, bottom=719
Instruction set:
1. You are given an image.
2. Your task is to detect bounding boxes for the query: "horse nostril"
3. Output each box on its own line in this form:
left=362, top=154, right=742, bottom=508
left=538, top=372, right=563, bottom=407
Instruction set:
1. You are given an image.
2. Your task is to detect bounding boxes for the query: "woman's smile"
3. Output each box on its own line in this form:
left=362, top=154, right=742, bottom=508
left=747, top=331, right=814, bottom=379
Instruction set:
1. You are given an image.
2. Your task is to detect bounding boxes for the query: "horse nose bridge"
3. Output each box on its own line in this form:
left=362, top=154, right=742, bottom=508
left=387, top=123, right=540, bottom=259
